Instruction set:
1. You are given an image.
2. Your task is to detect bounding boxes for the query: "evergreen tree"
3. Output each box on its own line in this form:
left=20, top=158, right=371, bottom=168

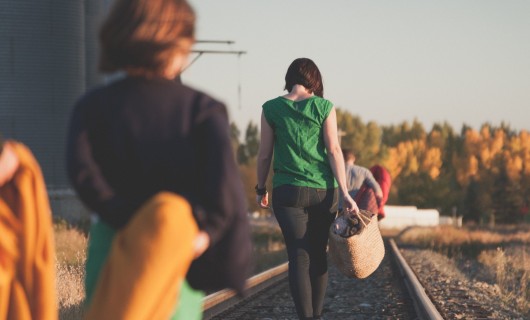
left=237, top=121, right=259, bottom=164
left=491, top=156, right=525, bottom=223
left=230, top=122, right=241, bottom=159
left=464, top=177, right=493, bottom=223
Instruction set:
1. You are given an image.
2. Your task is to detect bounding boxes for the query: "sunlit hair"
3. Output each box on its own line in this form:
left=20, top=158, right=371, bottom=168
left=284, top=58, right=324, bottom=97
left=99, top=0, right=195, bottom=77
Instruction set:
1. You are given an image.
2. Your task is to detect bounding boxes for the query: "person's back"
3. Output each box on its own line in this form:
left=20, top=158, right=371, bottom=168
left=256, top=58, right=358, bottom=320
left=345, top=163, right=380, bottom=198
left=262, top=95, right=337, bottom=189
left=66, top=1, right=251, bottom=318
left=68, top=76, right=239, bottom=231
left=341, top=149, right=382, bottom=212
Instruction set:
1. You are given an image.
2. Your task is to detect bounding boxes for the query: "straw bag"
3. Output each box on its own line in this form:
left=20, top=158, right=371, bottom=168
left=328, top=209, right=385, bottom=279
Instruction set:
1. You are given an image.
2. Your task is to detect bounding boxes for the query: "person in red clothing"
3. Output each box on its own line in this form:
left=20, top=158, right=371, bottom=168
left=369, top=165, right=392, bottom=220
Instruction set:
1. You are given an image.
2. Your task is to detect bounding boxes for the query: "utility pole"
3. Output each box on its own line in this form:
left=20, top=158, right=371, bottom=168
left=178, top=40, right=247, bottom=109
left=182, top=40, right=247, bottom=73
left=338, top=129, right=346, bottom=147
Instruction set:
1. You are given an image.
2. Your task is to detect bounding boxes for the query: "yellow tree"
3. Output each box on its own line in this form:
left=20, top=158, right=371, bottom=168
left=381, top=139, right=442, bottom=180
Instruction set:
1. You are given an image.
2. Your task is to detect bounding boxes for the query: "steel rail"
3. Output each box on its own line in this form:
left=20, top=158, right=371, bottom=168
left=203, top=239, right=444, bottom=319
left=202, top=262, right=288, bottom=320
left=389, top=238, right=444, bottom=320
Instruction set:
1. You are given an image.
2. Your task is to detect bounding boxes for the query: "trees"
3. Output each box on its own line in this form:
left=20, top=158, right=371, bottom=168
left=230, top=122, right=241, bottom=159
left=230, top=113, right=529, bottom=224
left=232, top=121, right=270, bottom=213
left=237, top=121, right=259, bottom=165
left=455, top=125, right=530, bottom=223
left=336, top=109, right=382, bottom=166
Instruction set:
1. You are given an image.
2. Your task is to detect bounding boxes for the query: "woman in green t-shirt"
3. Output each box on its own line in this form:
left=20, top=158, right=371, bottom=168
left=256, top=58, right=359, bottom=320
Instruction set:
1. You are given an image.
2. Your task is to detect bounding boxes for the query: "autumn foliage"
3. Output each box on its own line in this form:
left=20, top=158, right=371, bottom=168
left=232, top=109, right=530, bottom=224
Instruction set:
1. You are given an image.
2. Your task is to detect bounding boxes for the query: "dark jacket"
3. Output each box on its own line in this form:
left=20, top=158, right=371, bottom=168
left=66, top=76, right=251, bottom=293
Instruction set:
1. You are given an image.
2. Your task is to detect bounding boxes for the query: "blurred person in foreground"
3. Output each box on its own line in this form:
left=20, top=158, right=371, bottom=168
left=0, top=136, right=57, bottom=320
left=370, top=165, right=392, bottom=220
left=256, top=58, right=359, bottom=320
left=341, top=149, right=383, bottom=215
left=65, top=0, right=251, bottom=319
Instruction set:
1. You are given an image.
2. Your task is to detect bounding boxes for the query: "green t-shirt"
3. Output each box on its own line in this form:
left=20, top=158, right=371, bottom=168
left=262, top=96, right=338, bottom=189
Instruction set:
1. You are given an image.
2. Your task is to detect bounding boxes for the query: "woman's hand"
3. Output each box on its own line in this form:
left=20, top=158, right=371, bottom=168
left=193, top=231, right=210, bottom=259
left=256, top=192, right=270, bottom=209
left=0, top=143, right=20, bottom=187
left=342, top=193, right=359, bottom=214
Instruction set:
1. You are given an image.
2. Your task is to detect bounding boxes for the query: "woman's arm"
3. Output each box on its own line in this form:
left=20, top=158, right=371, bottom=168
left=66, top=101, right=134, bottom=229
left=323, top=107, right=359, bottom=213
left=256, top=112, right=274, bottom=208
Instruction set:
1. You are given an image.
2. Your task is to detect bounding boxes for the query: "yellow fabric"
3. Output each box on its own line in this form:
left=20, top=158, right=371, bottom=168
left=85, top=192, right=199, bottom=320
left=0, top=141, right=57, bottom=320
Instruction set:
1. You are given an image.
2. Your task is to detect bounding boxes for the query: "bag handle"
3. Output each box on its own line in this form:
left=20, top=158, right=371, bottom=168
left=339, top=209, right=373, bottom=228
left=352, top=210, right=373, bottom=228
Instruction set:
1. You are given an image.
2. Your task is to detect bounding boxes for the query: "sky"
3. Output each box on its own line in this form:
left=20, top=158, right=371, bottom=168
left=183, top=0, right=530, bottom=134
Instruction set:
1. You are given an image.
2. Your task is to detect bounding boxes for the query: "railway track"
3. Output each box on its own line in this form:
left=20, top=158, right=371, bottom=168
left=203, top=238, right=443, bottom=320
left=398, top=245, right=524, bottom=320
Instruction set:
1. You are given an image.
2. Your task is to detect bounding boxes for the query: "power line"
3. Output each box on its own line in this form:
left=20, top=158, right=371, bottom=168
left=190, top=50, right=247, bottom=55
left=195, top=40, right=235, bottom=45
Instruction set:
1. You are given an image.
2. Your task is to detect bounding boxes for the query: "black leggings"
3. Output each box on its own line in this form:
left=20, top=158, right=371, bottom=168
left=272, top=185, right=338, bottom=320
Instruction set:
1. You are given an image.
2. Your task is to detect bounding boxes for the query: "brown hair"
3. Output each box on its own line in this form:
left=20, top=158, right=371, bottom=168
left=342, top=148, right=356, bottom=162
left=284, top=58, right=324, bottom=97
left=99, top=0, right=195, bottom=77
